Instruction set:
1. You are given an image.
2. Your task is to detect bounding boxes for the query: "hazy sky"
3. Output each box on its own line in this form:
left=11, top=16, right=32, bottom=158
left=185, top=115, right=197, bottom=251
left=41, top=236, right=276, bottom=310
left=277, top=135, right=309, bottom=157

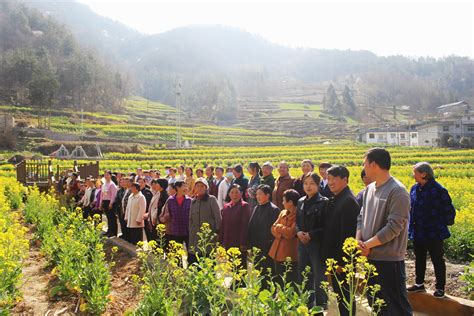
left=78, top=0, right=473, bottom=58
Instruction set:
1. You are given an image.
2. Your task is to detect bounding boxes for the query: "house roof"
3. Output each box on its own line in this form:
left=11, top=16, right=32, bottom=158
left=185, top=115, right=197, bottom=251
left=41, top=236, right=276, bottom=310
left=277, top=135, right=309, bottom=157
left=437, top=101, right=468, bottom=110
left=359, top=126, right=415, bottom=134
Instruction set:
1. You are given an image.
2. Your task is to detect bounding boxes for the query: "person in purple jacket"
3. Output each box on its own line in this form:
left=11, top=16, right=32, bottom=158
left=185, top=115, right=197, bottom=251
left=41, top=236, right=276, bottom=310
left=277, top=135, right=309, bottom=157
left=166, top=180, right=192, bottom=246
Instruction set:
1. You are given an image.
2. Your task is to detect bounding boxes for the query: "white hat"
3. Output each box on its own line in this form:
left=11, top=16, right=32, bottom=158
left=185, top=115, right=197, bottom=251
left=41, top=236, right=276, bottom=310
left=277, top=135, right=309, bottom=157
left=195, top=177, right=209, bottom=189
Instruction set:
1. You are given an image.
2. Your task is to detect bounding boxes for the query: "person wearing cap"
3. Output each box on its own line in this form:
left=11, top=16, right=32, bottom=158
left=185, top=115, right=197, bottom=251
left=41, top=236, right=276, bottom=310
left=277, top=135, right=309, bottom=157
left=272, top=161, right=295, bottom=210
left=261, top=162, right=276, bottom=196
left=188, top=177, right=222, bottom=264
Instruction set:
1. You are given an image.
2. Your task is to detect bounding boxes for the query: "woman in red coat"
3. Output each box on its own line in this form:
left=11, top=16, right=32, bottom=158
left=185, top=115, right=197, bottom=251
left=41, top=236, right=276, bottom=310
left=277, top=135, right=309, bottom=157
left=218, top=184, right=251, bottom=254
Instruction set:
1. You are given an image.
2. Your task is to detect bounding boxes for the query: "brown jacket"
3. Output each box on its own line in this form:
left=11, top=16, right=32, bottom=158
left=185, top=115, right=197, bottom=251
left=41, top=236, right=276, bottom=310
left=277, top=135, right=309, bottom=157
left=268, top=209, right=298, bottom=262
left=272, top=175, right=295, bottom=210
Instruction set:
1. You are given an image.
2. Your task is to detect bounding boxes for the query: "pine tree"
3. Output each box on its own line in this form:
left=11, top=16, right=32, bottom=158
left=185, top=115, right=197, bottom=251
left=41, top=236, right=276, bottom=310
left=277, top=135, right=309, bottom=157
left=342, top=85, right=357, bottom=116
left=322, top=84, right=342, bottom=116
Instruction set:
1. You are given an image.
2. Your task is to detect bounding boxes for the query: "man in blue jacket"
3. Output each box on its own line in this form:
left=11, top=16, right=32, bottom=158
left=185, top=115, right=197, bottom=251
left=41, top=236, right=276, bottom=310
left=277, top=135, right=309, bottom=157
left=407, top=162, right=456, bottom=298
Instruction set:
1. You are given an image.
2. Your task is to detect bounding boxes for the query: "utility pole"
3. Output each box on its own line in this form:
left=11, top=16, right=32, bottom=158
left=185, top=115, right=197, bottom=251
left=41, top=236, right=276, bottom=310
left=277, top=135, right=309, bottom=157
left=146, top=99, right=149, bottom=124
left=175, top=78, right=182, bottom=149
left=81, top=108, right=84, bottom=135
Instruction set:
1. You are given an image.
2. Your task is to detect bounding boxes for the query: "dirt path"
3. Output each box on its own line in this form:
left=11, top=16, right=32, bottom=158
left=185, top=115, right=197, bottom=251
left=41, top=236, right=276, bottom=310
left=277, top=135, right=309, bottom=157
left=103, top=241, right=141, bottom=314
left=13, top=233, right=75, bottom=315
left=405, top=250, right=469, bottom=299
left=12, top=230, right=141, bottom=315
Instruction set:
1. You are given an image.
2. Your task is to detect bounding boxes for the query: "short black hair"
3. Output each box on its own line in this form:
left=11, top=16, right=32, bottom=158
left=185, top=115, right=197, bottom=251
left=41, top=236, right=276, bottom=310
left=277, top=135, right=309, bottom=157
left=131, top=182, right=140, bottom=190
left=174, top=180, right=185, bottom=189
left=365, top=147, right=391, bottom=170
left=215, top=166, right=224, bottom=173
left=233, top=164, right=243, bottom=174
left=327, top=165, right=350, bottom=180
left=304, top=172, right=321, bottom=184
left=283, top=189, right=300, bottom=206
left=156, top=178, right=169, bottom=189
left=360, top=169, right=366, bottom=180
left=256, top=184, right=272, bottom=196
left=318, top=162, right=332, bottom=169
left=228, top=183, right=242, bottom=194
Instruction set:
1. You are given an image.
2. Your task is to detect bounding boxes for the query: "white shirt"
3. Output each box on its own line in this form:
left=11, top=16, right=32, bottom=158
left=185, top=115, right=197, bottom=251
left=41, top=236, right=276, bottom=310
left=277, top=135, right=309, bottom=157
left=80, top=187, right=94, bottom=207
left=321, top=179, right=328, bottom=188
left=125, top=192, right=146, bottom=228
left=217, top=180, right=231, bottom=210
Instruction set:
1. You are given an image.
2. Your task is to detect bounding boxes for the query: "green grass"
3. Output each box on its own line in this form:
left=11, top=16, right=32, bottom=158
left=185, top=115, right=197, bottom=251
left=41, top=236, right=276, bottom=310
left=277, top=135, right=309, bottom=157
left=277, top=103, right=358, bottom=124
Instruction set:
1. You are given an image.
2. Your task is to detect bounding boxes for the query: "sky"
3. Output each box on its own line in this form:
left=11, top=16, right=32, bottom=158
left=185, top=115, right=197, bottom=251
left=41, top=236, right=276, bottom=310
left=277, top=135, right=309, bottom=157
left=77, top=0, right=474, bottom=58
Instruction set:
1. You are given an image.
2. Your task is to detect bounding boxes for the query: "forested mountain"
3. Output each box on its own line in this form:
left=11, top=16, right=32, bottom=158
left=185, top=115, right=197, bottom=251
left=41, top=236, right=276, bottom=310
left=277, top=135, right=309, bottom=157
left=0, top=0, right=127, bottom=121
left=4, top=0, right=474, bottom=122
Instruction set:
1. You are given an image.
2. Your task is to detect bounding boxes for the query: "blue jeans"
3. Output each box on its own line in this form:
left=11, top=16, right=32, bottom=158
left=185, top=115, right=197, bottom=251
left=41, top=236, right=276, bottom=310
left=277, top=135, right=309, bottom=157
left=367, top=260, right=412, bottom=316
left=298, top=241, right=327, bottom=308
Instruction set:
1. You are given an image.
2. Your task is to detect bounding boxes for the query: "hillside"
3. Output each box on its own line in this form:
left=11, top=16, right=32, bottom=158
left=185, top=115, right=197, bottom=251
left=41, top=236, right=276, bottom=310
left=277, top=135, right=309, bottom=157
left=3, top=97, right=333, bottom=153
left=0, top=0, right=470, bottom=145
left=22, top=0, right=474, bottom=121
left=0, top=0, right=127, bottom=117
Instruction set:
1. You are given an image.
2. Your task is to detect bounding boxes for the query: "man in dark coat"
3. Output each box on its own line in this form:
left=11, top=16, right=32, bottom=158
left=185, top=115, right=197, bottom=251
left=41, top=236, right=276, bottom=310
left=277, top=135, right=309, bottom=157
left=322, top=165, right=359, bottom=316
left=138, top=177, right=154, bottom=240
left=226, top=164, right=249, bottom=202
left=318, top=162, right=333, bottom=198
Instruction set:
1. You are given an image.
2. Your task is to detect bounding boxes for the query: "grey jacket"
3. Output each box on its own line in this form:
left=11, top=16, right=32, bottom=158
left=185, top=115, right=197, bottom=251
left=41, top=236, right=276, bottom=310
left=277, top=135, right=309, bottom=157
left=189, top=194, right=222, bottom=254
left=357, top=177, right=410, bottom=261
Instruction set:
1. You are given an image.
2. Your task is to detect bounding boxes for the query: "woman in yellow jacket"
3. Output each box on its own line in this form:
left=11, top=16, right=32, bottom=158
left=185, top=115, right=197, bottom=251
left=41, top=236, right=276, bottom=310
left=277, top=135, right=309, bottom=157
left=269, top=189, right=300, bottom=286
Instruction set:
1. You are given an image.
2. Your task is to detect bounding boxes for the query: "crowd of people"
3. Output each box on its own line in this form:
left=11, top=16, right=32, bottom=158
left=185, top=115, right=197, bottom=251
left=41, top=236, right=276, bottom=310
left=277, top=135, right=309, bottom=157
left=59, top=147, right=456, bottom=315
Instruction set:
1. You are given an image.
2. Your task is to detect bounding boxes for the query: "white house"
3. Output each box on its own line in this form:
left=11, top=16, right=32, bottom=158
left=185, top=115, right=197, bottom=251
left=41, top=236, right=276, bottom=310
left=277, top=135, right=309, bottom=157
left=359, top=127, right=419, bottom=147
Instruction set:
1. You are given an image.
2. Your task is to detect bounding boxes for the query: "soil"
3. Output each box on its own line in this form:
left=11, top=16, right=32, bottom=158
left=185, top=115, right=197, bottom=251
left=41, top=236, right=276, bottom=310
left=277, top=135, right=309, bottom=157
left=12, top=230, right=141, bottom=315
left=405, top=250, right=470, bottom=300
left=103, top=241, right=142, bottom=315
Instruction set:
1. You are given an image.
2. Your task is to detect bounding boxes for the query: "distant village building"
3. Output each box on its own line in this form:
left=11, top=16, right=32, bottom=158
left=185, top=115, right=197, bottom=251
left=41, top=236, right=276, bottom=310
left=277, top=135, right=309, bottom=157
left=359, top=115, right=474, bottom=147
left=437, top=101, right=470, bottom=117
left=55, top=144, right=70, bottom=158
left=417, top=115, right=474, bottom=146
left=70, top=145, right=88, bottom=159
left=50, top=144, right=102, bottom=159
left=359, top=127, right=419, bottom=147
